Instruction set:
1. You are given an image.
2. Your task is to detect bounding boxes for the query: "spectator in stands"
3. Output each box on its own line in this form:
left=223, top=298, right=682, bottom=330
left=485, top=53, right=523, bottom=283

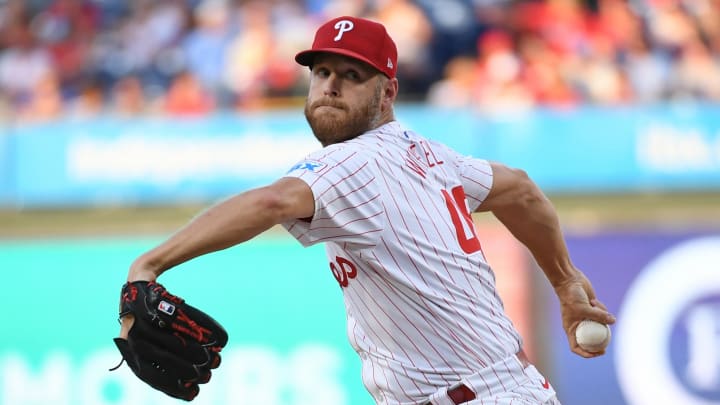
left=669, top=37, right=720, bottom=100
left=110, top=75, right=149, bottom=117
left=181, top=0, right=235, bottom=106
left=38, top=16, right=95, bottom=99
left=41, top=0, right=101, bottom=37
left=0, top=0, right=30, bottom=49
left=263, top=0, right=314, bottom=99
left=517, top=32, right=579, bottom=107
left=223, top=1, right=274, bottom=108
left=68, top=77, right=106, bottom=118
left=318, top=0, right=371, bottom=19
left=372, top=0, right=435, bottom=98
left=426, top=56, right=478, bottom=108
left=163, top=70, right=215, bottom=116
left=0, top=20, right=54, bottom=112
left=0, top=0, right=719, bottom=119
left=645, top=0, right=699, bottom=54
left=18, top=71, right=64, bottom=122
left=571, top=31, right=634, bottom=104
left=621, top=32, right=672, bottom=103
left=694, top=0, right=720, bottom=54
left=472, top=30, right=536, bottom=115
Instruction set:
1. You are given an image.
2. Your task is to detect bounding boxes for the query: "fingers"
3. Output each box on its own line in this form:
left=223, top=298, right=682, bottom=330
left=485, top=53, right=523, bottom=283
left=557, top=271, right=615, bottom=358
left=588, top=299, right=616, bottom=324
left=572, top=345, right=606, bottom=358
left=119, top=314, right=135, bottom=339
left=559, top=277, right=614, bottom=324
left=589, top=298, right=607, bottom=311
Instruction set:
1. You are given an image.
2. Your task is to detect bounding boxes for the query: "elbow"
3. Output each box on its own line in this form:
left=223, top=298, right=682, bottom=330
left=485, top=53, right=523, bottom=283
left=246, top=177, right=315, bottom=223
left=514, top=169, right=547, bottom=207
left=253, top=184, right=312, bottom=223
left=490, top=167, right=548, bottom=213
left=255, top=187, right=291, bottom=221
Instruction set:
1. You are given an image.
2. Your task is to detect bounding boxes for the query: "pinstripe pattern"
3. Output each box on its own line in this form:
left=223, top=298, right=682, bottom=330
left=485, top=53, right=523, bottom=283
left=460, top=361, right=561, bottom=404
left=283, top=122, right=528, bottom=404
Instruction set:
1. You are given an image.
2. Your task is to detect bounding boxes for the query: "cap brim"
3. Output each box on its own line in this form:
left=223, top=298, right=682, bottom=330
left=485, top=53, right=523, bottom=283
left=295, top=48, right=386, bottom=76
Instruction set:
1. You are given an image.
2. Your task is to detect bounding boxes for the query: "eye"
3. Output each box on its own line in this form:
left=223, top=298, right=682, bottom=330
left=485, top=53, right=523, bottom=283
left=345, top=70, right=360, bottom=81
left=313, top=67, right=330, bottom=78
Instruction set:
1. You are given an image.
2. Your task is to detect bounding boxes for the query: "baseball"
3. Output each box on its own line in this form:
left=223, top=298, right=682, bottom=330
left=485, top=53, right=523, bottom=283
left=575, top=320, right=611, bottom=352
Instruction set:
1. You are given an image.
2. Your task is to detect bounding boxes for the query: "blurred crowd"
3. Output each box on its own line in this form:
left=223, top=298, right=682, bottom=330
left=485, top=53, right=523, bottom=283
left=0, top=0, right=719, bottom=122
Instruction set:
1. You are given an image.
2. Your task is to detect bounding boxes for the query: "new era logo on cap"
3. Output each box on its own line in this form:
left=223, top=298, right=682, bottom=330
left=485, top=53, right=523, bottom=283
left=295, top=16, right=398, bottom=78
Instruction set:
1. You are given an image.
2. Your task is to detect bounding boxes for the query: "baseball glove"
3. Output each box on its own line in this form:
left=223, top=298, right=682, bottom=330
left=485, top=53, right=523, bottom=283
left=110, top=281, right=228, bottom=401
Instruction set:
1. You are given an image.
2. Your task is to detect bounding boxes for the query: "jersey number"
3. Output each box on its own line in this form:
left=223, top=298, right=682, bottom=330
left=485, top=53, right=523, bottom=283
left=442, top=186, right=482, bottom=254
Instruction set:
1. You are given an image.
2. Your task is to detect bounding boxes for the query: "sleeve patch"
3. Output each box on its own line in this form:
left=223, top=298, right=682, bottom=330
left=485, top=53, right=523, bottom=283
left=287, top=160, right=328, bottom=174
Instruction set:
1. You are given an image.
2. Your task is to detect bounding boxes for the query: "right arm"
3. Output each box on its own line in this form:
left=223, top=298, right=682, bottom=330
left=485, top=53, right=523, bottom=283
left=127, top=177, right=315, bottom=282
left=476, top=162, right=615, bottom=357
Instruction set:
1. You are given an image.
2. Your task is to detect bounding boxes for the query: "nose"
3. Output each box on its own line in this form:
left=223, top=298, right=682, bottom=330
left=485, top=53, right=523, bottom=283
left=323, top=74, right=340, bottom=97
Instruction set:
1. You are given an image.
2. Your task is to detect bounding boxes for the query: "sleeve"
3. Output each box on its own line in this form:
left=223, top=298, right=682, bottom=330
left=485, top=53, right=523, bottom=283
left=437, top=142, right=493, bottom=212
left=280, top=146, right=384, bottom=248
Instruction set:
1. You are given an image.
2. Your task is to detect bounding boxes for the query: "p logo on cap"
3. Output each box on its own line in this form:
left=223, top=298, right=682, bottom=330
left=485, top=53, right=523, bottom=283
left=333, top=20, right=354, bottom=41
left=295, top=16, right=398, bottom=79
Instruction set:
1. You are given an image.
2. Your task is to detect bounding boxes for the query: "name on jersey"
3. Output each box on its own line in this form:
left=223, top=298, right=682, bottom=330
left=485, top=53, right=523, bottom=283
left=405, top=140, right=444, bottom=178
left=287, top=160, right=328, bottom=174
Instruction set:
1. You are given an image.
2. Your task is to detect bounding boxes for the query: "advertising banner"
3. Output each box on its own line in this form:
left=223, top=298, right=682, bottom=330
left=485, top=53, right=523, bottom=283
left=548, top=230, right=720, bottom=405
left=6, top=114, right=318, bottom=207
left=0, top=235, right=370, bottom=405
left=1, top=104, right=720, bottom=208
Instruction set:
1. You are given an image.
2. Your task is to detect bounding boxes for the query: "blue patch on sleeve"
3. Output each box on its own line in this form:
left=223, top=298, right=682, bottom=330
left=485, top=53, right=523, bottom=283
left=287, top=160, right=327, bottom=173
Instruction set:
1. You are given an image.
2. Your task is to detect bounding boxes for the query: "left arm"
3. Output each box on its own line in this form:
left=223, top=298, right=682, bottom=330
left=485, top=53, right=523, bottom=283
left=127, top=177, right=315, bottom=282
left=119, top=177, right=314, bottom=339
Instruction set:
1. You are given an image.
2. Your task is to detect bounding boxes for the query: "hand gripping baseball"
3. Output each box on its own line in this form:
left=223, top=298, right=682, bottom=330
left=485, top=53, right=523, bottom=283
left=554, top=271, right=615, bottom=358
left=110, top=281, right=228, bottom=401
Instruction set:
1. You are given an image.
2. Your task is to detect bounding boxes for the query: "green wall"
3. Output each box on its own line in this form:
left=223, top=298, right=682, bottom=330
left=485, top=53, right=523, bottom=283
left=0, top=235, right=372, bottom=405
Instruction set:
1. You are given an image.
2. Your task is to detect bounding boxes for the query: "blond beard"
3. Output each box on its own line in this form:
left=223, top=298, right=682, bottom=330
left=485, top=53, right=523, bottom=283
left=304, top=82, right=383, bottom=146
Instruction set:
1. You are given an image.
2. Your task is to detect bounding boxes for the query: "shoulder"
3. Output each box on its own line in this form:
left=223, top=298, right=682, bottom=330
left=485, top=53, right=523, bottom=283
left=287, top=122, right=409, bottom=176
left=286, top=142, right=372, bottom=179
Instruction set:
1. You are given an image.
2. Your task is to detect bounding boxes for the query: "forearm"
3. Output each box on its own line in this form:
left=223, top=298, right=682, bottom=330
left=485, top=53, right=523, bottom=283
left=490, top=183, right=578, bottom=288
left=129, top=186, right=294, bottom=281
left=495, top=189, right=618, bottom=356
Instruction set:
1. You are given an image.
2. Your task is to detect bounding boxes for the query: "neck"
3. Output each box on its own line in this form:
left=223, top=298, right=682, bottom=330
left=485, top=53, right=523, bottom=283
left=371, top=110, right=395, bottom=130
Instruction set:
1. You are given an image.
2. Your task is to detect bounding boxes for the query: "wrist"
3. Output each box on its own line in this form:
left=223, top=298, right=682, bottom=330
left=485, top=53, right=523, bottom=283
left=550, top=273, right=578, bottom=289
left=535, top=257, right=575, bottom=285
left=127, top=254, right=164, bottom=282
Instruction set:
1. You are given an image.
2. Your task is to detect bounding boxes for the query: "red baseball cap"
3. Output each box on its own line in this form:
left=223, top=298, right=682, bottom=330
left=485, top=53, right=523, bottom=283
left=295, top=16, right=398, bottom=78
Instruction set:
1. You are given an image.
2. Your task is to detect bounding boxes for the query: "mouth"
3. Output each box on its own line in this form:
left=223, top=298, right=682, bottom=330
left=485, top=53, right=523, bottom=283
left=312, top=99, right=347, bottom=110
left=314, top=105, right=345, bottom=115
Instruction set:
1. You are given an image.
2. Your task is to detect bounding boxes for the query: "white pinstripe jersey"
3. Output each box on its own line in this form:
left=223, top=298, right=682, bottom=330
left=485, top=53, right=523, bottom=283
left=282, top=121, right=522, bottom=404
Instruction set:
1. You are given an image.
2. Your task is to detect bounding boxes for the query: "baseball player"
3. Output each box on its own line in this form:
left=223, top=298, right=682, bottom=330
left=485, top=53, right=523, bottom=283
left=122, top=16, right=615, bottom=404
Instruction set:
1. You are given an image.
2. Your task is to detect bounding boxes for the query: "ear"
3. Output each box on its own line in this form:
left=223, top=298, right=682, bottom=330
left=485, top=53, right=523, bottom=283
left=382, top=78, right=399, bottom=109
